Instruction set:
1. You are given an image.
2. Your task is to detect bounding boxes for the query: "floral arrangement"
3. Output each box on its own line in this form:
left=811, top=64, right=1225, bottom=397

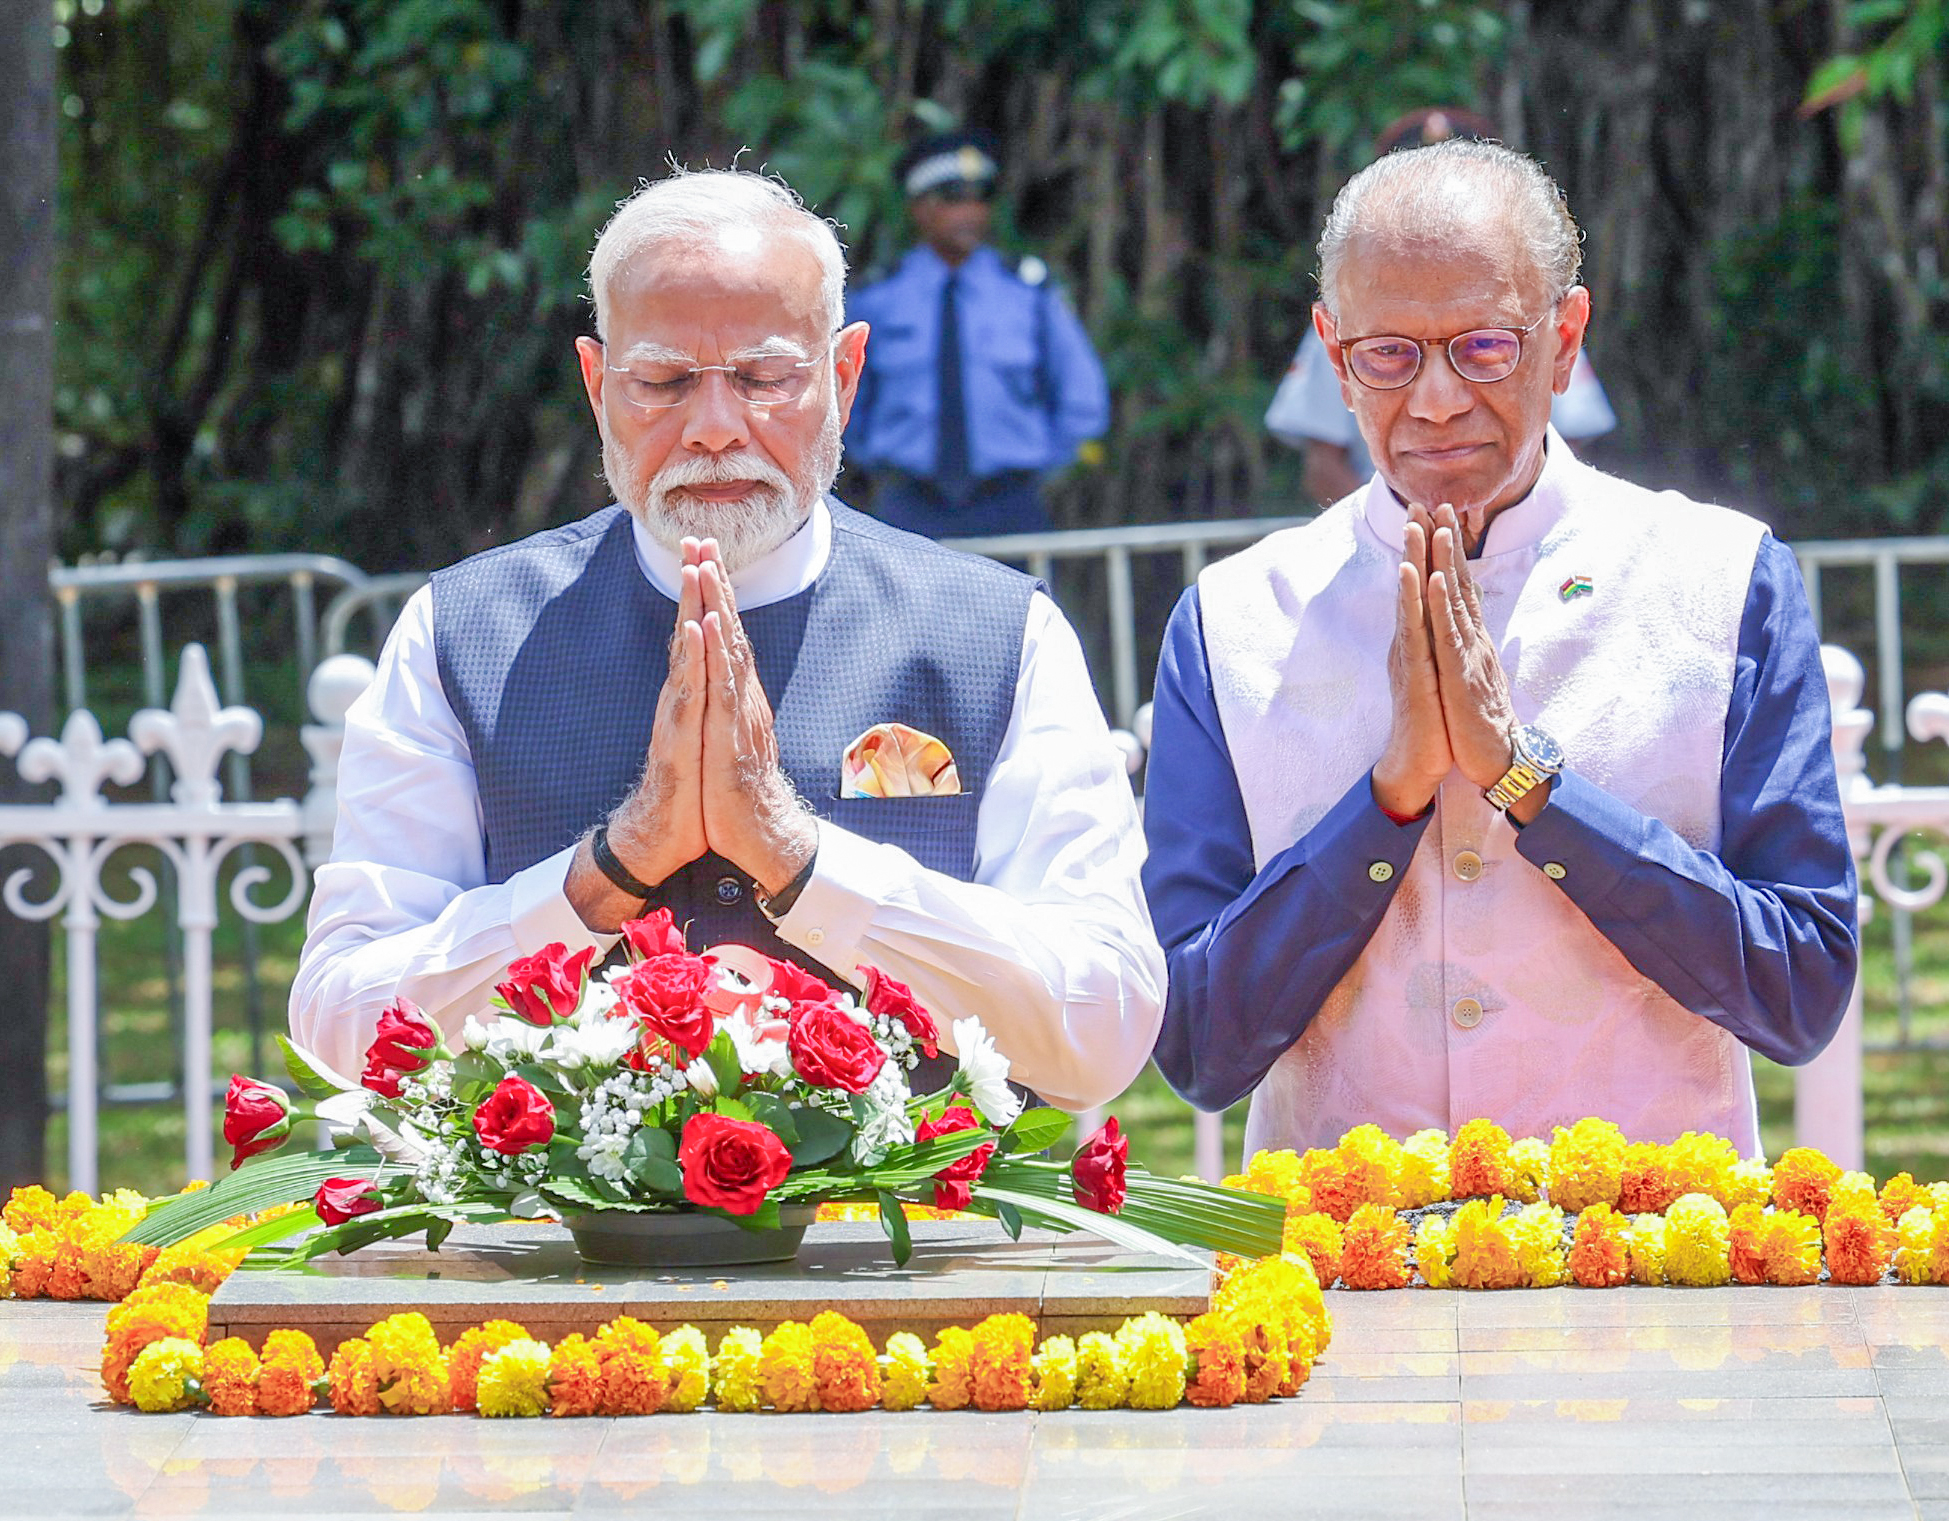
left=83, top=1245, right=1330, bottom=1418
left=116, top=911, right=1285, bottom=1270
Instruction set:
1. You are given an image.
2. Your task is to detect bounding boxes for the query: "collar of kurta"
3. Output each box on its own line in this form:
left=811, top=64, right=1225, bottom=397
left=1362, top=425, right=1578, bottom=558
left=626, top=497, right=834, bottom=610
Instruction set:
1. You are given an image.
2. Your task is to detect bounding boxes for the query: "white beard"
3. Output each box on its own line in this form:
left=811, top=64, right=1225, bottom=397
left=604, top=396, right=845, bottom=575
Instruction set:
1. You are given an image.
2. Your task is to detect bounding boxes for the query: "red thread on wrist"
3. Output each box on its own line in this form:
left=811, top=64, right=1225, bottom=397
left=1378, top=801, right=1429, bottom=826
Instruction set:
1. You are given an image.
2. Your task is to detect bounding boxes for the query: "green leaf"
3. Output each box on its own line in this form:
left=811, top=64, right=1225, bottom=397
left=119, top=1147, right=381, bottom=1246
left=266, top=1202, right=509, bottom=1265
left=995, top=1200, right=1024, bottom=1240
left=705, top=1030, right=743, bottom=1100
left=785, top=1104, right=851, bottom=1166
left=425, top=1217, right=455, bottom=1253
left=511, top=1062, right=571, bottom=1097
left=1000, top=1107, right=1071, bottom=1155
left=743, top=1091, right=799, bottom=1145
left=276, top=1035, right=352, bottom=1100
left=726, top=1196, right=782, bottom=1232
left=877, top=1189, right=913, bottom=1266
left=206, top=1205, right=325, bottom=1253
left=450, top=1050, right=501, bottom=1100
left=970, top=1183, right=1208, bottom=1269
left=622, top=1129, right=684, bottom=1195
left=712, top=1095, right=754, bottom=1123
left=539, top=1176, right=670, bottom=1214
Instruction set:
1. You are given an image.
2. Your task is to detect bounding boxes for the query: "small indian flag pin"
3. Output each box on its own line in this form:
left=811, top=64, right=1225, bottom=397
left=1559, top=574, right=1594, bottom=603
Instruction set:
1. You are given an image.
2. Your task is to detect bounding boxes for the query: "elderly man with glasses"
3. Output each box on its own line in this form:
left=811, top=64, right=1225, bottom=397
left=1142, top=140, right=1858, bottom=1159
left=292, top=168, right=1164, bottom=1110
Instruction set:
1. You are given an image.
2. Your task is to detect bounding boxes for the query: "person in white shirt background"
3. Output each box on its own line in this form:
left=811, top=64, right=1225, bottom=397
left=1264, top=109, right=1617, bottom=507
left=290, top=167, right=1164, bottom=1113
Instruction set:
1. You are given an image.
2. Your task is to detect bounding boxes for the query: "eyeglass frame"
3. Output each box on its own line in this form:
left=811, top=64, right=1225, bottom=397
left=603, top=335, right=842, bottom=411
left=1332, top=308, right=1558, bottom=392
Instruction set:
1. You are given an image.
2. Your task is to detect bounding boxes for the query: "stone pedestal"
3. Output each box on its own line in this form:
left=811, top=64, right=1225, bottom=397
left=206, top=1219, right=1212, bottom=1352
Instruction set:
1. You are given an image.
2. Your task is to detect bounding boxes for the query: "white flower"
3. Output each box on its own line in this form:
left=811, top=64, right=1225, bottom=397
left=683, top=1057, right=719, bottom=1100
left=849, top=1061, right=915, bottom=1163
left=544, top=1018, right=636, bottom=1071
left=720, top=1011, right=793, bottom=1079
left=951, top=1017, right=1022, bottom=1128
left=569, top=979, right=620, bottom=1026
left=473, top=1016, right=549, bottom=1064
left=461, top=1015, right=491, bottom=1053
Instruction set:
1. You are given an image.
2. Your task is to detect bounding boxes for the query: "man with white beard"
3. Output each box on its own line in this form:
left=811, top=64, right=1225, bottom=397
left=291, top=169, right=1164, bottom=1110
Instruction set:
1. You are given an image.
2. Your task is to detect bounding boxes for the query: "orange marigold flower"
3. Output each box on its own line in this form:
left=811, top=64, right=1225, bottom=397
left=1449, top=1120, right=1517, bottom=1200
left=329, top=1337, right=381, bottom=1416
left=1617, top=1143, right=1681, bottom=1215
left=1335, top=1125, right=1407, bottom=1212
left=100, top=1285, right=209, bottom=1404
left=1568, top=1203, right=1633, bottom=1288
left=445, top=1319, right=531, bottom=1412
left=1727, top=1203, right=1769, bottom=1285
left=927, top=1326, right=975, bottom=1410
left=137, top=1243, right=243, bottom=1298
left=1281, top=1211, right=1344, bottom=1289
left=1881, top=1173, right=1930, bottom=1225
left=1339, top=1204, right=1412, bottom=1290
left=201, top=1337, right=261, bottom=1416
left=1228, top=1308, right=1290, bottom=1403
left=1450, top=1197, right=1524, bottom=1290
left=1213, top=1253, right=1330, bottom=1395
left=1823, top=1200, right=1896, bottom=1286
left=10, top=1229, right=58, bottom=1299
left=1771, top=1146, right=1842, bottom=1223
left=968, top=1313, right=1035, bottom=1412
left=759, top=1321, right=818, bottom=1412
left=45, top=1241, right=87, bottom=1300
left=547, top=1334, right=603, bottom=1418
left=811, top=1310, right=883, bottom=1413
left=1758, top=1208, right=1822, bottom=1287
left=1547, top=1119, right=1626, bottom=1214
left=3, top=1184, right=58, bottom=1234
left=1183, top=1311, right=1246, bottom=1408
left=256, top=1330, right=324, bottom=1417
left=1295, top=1148, right=1359, bottom=1222
left=593, top=1317, right=664, bottom=1416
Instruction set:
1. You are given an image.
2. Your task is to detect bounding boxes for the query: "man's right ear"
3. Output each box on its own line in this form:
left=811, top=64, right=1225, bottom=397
left=1312, top=304, right=1356, bottom=405
left=574, top=336, right=608, bottom=425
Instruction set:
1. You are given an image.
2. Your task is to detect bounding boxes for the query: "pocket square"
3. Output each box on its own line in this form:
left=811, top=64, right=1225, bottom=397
left=841, top=723, right=962, bottom=798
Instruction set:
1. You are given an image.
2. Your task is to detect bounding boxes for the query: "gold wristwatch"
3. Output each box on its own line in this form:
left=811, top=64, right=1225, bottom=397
left=1485, top=724, right=1564, bottom=813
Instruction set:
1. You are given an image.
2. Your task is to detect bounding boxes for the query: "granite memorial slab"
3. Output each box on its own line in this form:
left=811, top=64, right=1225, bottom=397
left=205, top=1218, right=1212, bottom=1351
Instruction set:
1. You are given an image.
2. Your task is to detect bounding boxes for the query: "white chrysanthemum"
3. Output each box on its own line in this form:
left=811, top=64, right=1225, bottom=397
left=951, top=1017, right=1022, bottom=1128
left=682, top=1057, right=719, bottom=1100
left=545, top=1017, right=635, bottom=1071
left=471, top=1016, right=550, bottom=1063
left=721, top=1013, right=793, bottom=1078
left=569, top=979, right=620, bottom=1025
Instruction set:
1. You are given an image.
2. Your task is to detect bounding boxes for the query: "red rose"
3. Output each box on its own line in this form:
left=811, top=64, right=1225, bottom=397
left=361, top=1055, right=409, bottom=1099
left=495, top=942, right=597, bottom=1026
left=612, top=952, right=716, bottom=1059
left=1072, top=1116, right=1129, bottom=1215
left=472, top=1075, right=556, bottom=1155
left=314, top=1177, right=383, bottom=1227
left=916, top=1102, right=995, bottom=1211
left=861, top=966, right=940, bottom=1057
left=765, top=956, right=837, bottom=1006
left=787, top=1001, right=887, bottom=1094
left=677, top=1112, right=794, bottom=1215
left=620, top=907, right=687, bottom=961
left=360, top=998, right=440, bottom=1097
left=222, top=1074, right=294, bottom=1170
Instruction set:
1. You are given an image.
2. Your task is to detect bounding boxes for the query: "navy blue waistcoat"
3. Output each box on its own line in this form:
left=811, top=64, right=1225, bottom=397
left=430, top=500, right=1034, bottom=1011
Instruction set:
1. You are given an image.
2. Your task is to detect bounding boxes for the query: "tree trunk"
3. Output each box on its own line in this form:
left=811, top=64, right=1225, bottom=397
left=0, top=0, right=56, bottom=1189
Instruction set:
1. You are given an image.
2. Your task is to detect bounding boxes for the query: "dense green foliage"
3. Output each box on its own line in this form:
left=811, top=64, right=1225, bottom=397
left=49, top=0, right=1949, bottom=568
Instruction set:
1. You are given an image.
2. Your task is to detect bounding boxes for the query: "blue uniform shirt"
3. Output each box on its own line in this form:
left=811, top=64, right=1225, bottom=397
left=847, top=245, right=1109, bottom=481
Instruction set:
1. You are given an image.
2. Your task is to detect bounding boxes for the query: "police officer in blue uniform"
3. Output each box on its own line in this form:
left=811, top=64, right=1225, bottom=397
left=846, top=133, right=1109, bottom=538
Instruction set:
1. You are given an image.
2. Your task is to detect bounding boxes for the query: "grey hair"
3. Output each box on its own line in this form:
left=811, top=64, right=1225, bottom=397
left=588, top=168, right=848, bottom=341
left=1316, top=140, right=1583, bottom=316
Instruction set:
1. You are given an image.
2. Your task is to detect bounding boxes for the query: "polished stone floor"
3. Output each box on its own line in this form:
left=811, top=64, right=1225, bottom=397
left=6, top=1284, right=1949, bottom=1518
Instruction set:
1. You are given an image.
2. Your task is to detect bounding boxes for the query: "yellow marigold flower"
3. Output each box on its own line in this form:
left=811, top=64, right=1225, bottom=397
left=659, top=1325, right=710, bottom=1413
left=3, top=1184, right=58, bottom=1234
left=1281, top=1211, right=1343, bottom=1289
left=1117, top=1312, right=1188, bottom=1410
left=445, top=1319, right=531, bottom=1412
left=1507, top=1138, right=1549, bottom=1205
left=1183, top=1312, right=1245, bottom=1408
left=329, top=1337, right=381, bottom=1416
left=477, top=1339, right=552, bottom=1417
left=1339, top=1204, right=1412, bottom=1290
left=1881, top=1173, right=1931, bottom=1226
left=1771, top=1146, right=1842, bottom=1222
left=968, top=1313, right=1035, bottom=1412
left=1238, top=1148, right=1311, bottom=1210
left=1622, top=1214, right=1665, bottom=1284
left=1831, top=1171, right=1879, bottom=1215
left=1727, top=1202, right=1769, bottom=1284
left=544, top=1333, right=602, bottom=1417
left=1547, top=1118, right=1626, bottom=1213
left=365, top=1311, right=448, bottom=1415
left=137, top=1243, right=242, bottom=1298
left=1823, top=1197, right=1896, bottom=1286
left=1929, top=1182, right=1949, bottom=1213
left=1929, top=1210, right=1949, bottom=1286
left=1507, top=1202, right=1568, bottom=1287
left=1618, top=1143, right=1680, bottom=1214
left=1759, top=1208, right=1822, bottom=1287
left=926, top=1326, right=975, bottom=1411
left=878, top=1332, right=930, bottom=1412
left=1663, top=1193, right=1733, bottom=1287
left=256, top=1329, right=323, bottom=1417
left=1568, top=1203, right=1632, bottom=1288
left=201, top=1336, right=260, bottom=1416
left=101, top=1284, right=209, bottom=1404
left=1335, top=1124, right=1406, bottom=1211
left=759, top=1321, right=818, bottom=1412
left=810, top=1311, right=881, bottom=1413
left=128, top=1336, right=203, bottom=1413
left=1667, top=1131, right=1740, bottom=1205
left=1894, top=1207, right=1939, bottom=1286
left=594, top=1316, right=665, bottom=1416
left=1029, top=1335, right=1078, bottom=1411
left=1074, top=1330, right=1130, bottom=1410
left=1450, top=1119, right=1516, bottom=1200
left=1414, top=1214, right=1456, bottom=1289
left=1295, top=1148, right=1358, bottom=1222
left=712, top=1326, right=765, bottom=1412
left=1397, top=1129, right=1452, bottom=1209
left=1722, top=1159, right=1773, bottom=1211
left=1450, top=1197, right=1524, bottom=1290
left=1213, top=1250, right=1331, bottom=1379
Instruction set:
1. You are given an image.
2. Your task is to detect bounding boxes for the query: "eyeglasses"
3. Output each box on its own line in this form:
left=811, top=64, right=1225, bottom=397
left=606, top=339, right=837, bottom=411
left=1338, top=312, right=1553, bottom=391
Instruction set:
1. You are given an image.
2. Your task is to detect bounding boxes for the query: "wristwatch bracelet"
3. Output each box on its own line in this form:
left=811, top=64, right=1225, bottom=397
left=591, top=823, right=657, bottom=901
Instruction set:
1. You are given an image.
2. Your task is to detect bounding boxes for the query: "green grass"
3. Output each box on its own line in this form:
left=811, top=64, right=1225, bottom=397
left=32, top=879, right=1949, bottom=1196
